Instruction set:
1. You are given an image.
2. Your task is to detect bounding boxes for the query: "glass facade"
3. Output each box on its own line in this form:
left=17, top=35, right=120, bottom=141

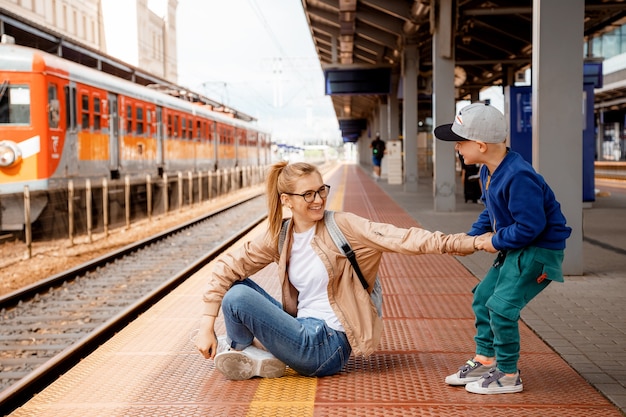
left=586, top=23, right=626, bottom=161
left=588, top=24, right=626, bottom=59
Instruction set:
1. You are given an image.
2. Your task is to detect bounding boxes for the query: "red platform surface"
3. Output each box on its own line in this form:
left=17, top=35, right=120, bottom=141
left=8, top=163, right=621, bottom=416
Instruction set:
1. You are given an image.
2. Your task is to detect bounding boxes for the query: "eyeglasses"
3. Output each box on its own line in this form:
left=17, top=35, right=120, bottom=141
left=283, top=184, right=331, bottom=203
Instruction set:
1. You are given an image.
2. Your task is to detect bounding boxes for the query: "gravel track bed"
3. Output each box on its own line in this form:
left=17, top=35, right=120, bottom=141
left=0, top=196, right=266, bottom=393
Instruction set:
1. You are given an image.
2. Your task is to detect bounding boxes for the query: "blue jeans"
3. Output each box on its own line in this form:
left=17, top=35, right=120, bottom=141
left=221, top=278, right=352, bottom=377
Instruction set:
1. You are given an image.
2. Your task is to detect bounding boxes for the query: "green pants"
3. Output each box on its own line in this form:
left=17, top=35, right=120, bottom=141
left=472, top=246, right=564, bottom=373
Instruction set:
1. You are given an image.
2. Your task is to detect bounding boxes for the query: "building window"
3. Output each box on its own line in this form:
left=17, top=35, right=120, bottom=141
left=72, top=9, right=77, bottom=35
left=51, top=0, right=57, bottom=26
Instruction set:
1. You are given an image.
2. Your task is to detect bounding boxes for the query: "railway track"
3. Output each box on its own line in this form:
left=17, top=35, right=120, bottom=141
left=0, top=194, right=267, bottom=412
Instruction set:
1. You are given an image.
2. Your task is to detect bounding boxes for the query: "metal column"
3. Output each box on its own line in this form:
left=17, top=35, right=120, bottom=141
left=432, top=0, right=456, bottom=211
left=402, top=43, right=419, bottom=191
left=532, top=0, right=584, bottom=275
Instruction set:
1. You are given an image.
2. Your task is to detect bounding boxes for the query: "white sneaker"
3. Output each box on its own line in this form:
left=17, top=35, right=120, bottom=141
left=465, top=369, right=523, bottom=394
left=214, top=343, right=286, bottom=380
left=445, top=359, right=496, bottom=385
left=216, top=335, right=231, bottom=355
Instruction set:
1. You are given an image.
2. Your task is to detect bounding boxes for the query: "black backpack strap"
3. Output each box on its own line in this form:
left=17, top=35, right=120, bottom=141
left=324, top=211, right=369, bottom=290
left=278, top=218, right=291, bottom=253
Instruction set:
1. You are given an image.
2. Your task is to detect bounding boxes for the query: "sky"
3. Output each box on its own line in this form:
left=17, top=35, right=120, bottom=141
left=102, top=0, right=507, bottom=147
left=154, top=0, right=341, bottom=146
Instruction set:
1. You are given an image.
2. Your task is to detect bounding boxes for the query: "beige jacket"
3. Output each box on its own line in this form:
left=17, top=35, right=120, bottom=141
left=203, top=211, right=477, bottom=356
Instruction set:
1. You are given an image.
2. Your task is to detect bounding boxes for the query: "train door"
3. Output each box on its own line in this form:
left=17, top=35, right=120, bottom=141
left=156, top=106, right=164, bottom=175
left=211, top=120, right=218, bottom=170
left=211, top=121, right=218, bottom=170
left=46, top=81, right=63, bottom=167
left=63, top=81, right=78, bottom=175
left=108, top=93, right=120, bottom=178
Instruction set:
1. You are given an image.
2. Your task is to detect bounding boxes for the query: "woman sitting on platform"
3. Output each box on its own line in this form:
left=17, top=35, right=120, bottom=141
left=195, top=161, right=488, bottom=380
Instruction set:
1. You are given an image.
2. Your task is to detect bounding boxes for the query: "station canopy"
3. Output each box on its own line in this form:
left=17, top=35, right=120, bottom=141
left=301, top=0, right=626, bottom=138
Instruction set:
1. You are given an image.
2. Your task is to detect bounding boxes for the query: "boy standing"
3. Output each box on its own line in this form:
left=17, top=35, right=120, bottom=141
left=433, top=102, right=572, bottom=394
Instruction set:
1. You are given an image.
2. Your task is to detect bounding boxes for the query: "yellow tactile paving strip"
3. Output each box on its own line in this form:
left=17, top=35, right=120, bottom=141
left=8, top=163, right=622, bottom=416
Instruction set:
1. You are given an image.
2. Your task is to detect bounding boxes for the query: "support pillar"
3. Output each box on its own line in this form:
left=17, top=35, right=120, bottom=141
left=432, top=0, right=456, bottom=211
left=402, top=43, right=419, bottom=191
left=532, top=0, right=584, bottom=275
left=379, top=99, right=389, bottom=179
left=389, top=72, right=400, bottom=141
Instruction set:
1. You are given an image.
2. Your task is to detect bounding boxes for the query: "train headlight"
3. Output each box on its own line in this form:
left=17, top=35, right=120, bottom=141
left=0, top=140, right=22, bottom=167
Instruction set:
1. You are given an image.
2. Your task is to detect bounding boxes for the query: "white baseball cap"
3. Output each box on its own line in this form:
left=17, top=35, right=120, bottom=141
left=434, top=102, right=507, bottom=143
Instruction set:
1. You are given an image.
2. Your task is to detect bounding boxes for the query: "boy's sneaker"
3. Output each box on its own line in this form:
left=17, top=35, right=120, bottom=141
left=465, top=368, right=523, bottom=394
left=445, top=359, right=496, bottom=385
left=214, top=344, right=286, bottom=381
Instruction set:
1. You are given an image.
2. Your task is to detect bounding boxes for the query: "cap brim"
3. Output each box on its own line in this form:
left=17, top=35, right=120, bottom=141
left=434, top=124, right=469, bottom=142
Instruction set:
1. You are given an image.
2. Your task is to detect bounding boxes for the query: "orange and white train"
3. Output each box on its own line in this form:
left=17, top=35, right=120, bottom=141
left=0, top=43, right=270, bottom=231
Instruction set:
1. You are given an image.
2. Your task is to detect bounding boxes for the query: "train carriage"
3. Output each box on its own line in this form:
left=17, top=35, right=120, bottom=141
left=0, top=43, right=270, bottom=232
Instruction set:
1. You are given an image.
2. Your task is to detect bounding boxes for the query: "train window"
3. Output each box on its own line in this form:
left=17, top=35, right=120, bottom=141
left=173, top=115, right=179, bottom=137
left=0, top=84, right=31, bottom=125
left=196, top=120, right=202, bottom=139
left=93, top=96, right=101, bottom=131
left=126, top=104, right=133, bottom=134
left=167, top=114, right=173, bottom=138
left=64, top=85, right=77, bottom=129
left=187, top=118, right=193, bottom=139
left=208, top=121, right=214, bottom=141
left=146, top=107, right=153, bottom=136
left=47, top=84, right=60, bottom=129
left=181, top=116, right=187, bottom=139
left=81, top=93, right=90, bottom=129
left=136, top=106, right=144, bottom=135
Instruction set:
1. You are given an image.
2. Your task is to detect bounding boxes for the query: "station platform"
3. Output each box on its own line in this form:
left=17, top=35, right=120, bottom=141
left=7, top=162, right=625, bottom=416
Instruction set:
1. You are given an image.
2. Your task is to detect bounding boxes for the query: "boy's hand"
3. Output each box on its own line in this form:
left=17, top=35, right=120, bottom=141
left=446, top=232, right=481, bottom=256
left=475, top=233, right=497, bottom=253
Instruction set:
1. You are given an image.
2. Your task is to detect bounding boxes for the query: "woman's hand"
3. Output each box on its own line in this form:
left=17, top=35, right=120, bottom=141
left=474, top=232, right=497, bottom=253
left=196, top=315, right=218, bottom=359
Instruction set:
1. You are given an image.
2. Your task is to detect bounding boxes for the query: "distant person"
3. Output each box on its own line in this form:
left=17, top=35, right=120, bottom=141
left=434, top=102, right=572, bottom=394
left=195, top=161, right=488, bottom=380
left=370, top=132, right=386, bottom=180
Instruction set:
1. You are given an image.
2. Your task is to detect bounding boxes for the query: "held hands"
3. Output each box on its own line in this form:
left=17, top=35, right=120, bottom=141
left=474, top=232, right=497, bottom=253
left=446, top=232, right=494, bottom=256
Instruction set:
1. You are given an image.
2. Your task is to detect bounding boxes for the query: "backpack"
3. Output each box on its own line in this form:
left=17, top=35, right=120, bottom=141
left=279, top=210, right=383, bottom=317
left=373, top=139, right=386, bottom=156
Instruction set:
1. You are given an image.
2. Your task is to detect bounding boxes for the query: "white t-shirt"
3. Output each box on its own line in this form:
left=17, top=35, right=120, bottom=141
left=288, top=226, right=344, bottom=331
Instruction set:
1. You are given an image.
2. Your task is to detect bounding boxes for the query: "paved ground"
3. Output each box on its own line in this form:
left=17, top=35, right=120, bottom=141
left=8, top=163, right=624, bottom=416
left=374, top=171, right=626, bottom=415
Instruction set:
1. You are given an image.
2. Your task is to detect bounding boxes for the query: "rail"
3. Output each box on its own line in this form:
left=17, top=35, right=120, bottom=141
left=0, top=195, right=267, bottom=414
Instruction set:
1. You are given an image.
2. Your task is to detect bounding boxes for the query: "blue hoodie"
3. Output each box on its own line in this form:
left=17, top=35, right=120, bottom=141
left=468, top=150, right=572, bottom=251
